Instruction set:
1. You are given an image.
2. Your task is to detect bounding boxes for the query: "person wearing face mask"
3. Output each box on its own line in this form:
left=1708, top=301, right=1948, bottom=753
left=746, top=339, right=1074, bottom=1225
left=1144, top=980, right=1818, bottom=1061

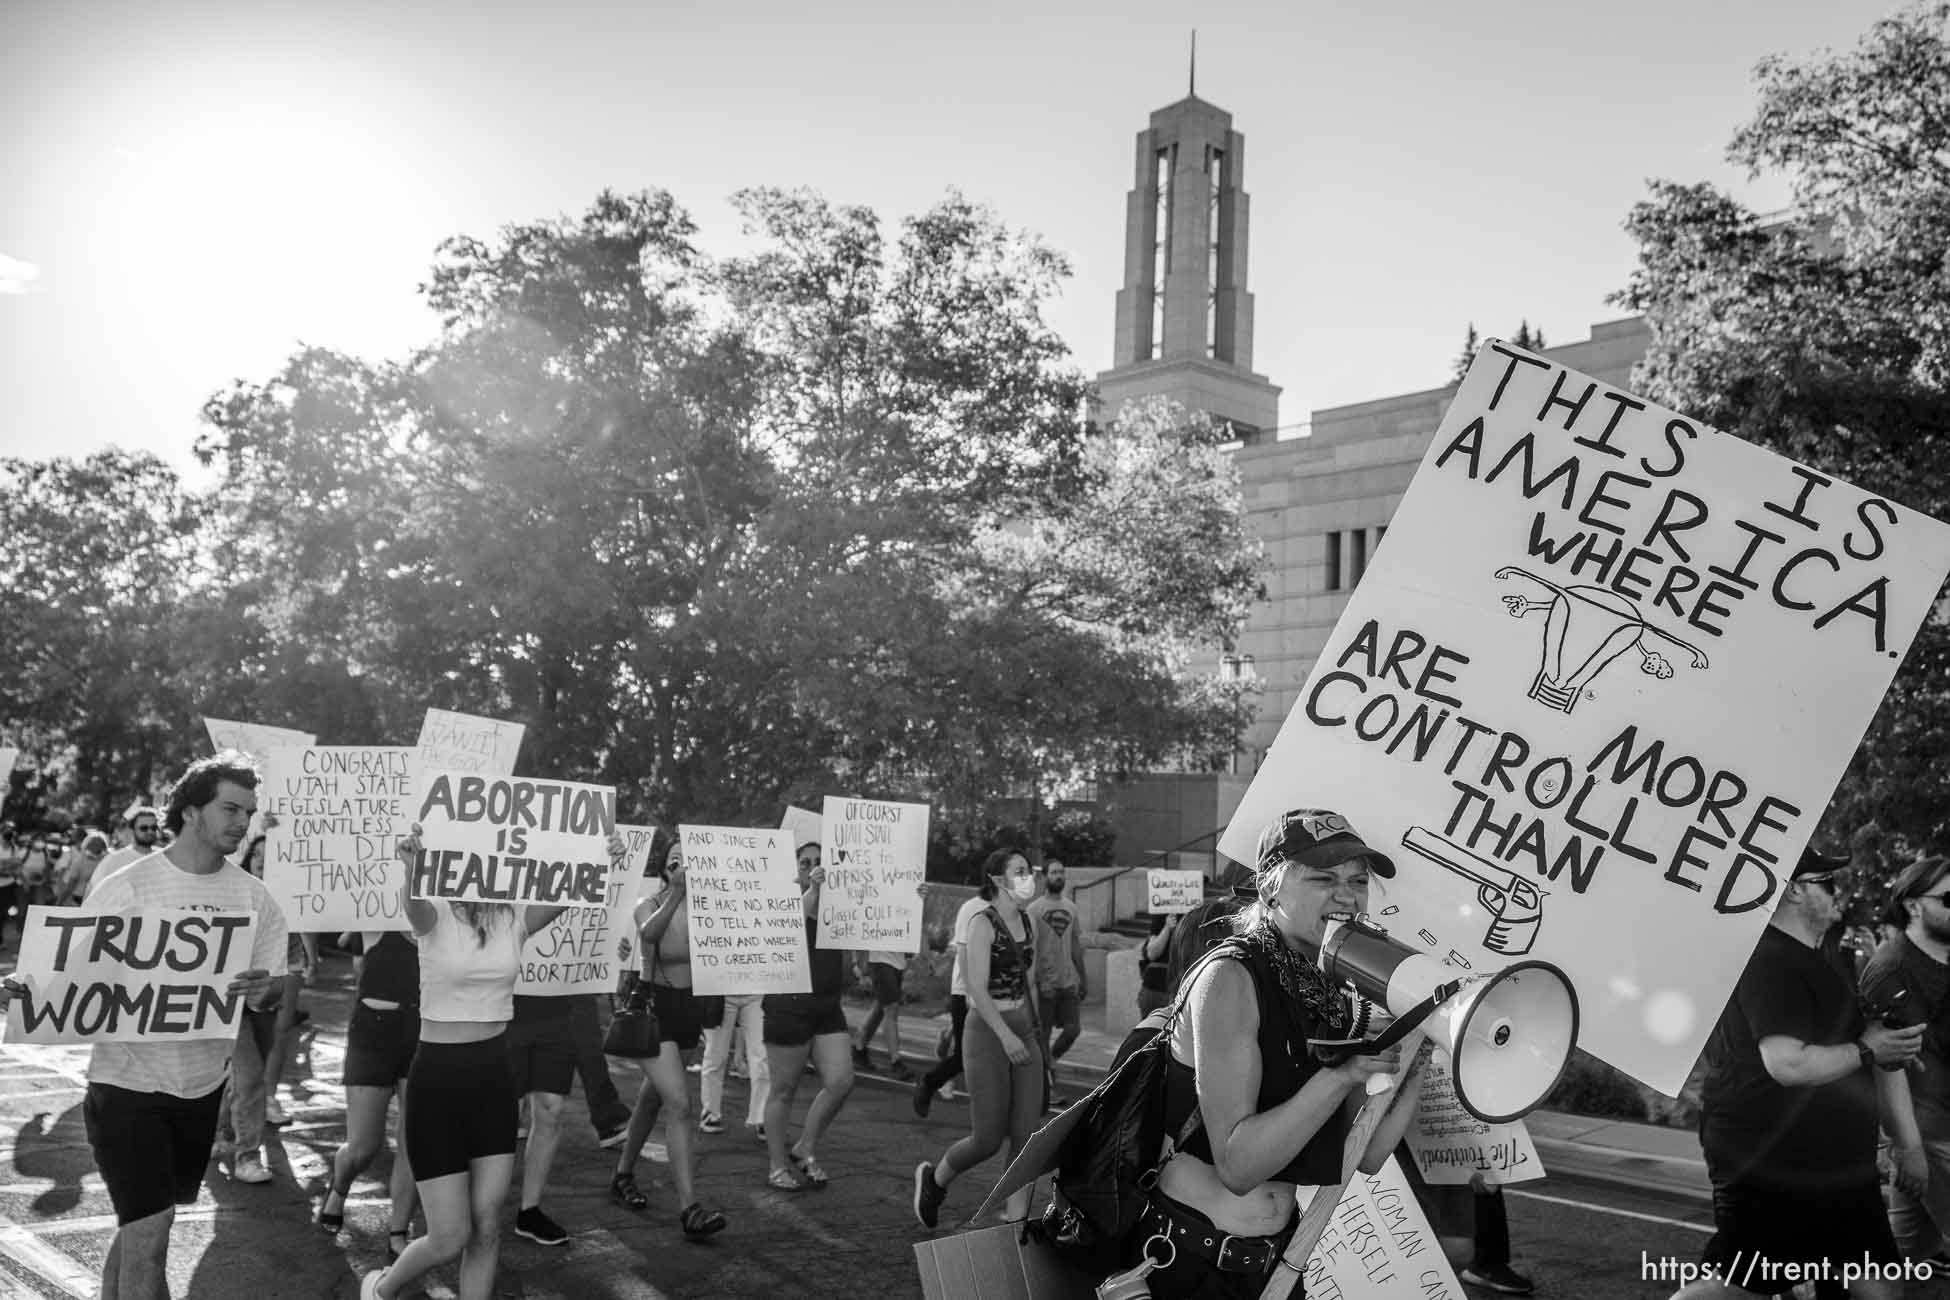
left=1670, top=846, right=1925, bottom=1300
left=1099, top=809, right=1433, bottom=1299
left=914, top=849, right=1045, bottom=1229
left=1026, top=858, right=1085, bottom=1102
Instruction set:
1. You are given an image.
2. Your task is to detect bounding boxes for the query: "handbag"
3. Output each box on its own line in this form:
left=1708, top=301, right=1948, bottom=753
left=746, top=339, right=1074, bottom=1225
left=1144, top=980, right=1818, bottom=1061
left=603, top=944, right=661, bottom=1058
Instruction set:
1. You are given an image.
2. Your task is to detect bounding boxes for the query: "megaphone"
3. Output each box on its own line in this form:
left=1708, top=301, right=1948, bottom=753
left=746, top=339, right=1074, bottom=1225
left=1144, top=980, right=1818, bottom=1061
left=1319, top=914, right=1578, bottom=1124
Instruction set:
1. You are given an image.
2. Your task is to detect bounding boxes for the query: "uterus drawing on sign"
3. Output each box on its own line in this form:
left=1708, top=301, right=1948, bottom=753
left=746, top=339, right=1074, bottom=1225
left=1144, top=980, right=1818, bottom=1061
left=1495, top=566, right=1709, bottom=713
left=1401, top=827, right=1546, bottom=957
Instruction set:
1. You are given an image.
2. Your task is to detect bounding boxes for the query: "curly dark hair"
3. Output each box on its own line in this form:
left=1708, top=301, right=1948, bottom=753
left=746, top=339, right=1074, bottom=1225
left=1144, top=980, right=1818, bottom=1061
left=163, top=753, right=260, bottom=834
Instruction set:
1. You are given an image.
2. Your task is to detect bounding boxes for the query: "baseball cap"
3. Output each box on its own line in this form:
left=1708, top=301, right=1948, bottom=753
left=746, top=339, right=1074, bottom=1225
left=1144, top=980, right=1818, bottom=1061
left=1255, top=809, right=1395, bottom=878
left=1791, top=844, right=1852, bottom=884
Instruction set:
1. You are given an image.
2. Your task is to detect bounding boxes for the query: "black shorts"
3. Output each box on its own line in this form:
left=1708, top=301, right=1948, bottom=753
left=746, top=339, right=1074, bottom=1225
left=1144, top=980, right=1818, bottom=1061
left=405, top=1036, right=518, bottom=1180
left=85, top=1081, right=225, bottom=1225
left=342, top=1002, right=420, bottom=1089
left=870, top=964, right=903, bottom=1006
left=1702, top=1174, right=1899, bottom=1296
left=762, top=992, right=848, bottom=1046
left=653, top=983, right=704, bottom=1051
left=506, top=1007, right=576, bottom=1096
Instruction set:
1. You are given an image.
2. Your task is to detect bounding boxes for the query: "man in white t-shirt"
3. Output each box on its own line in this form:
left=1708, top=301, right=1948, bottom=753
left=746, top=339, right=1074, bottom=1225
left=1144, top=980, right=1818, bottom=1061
left=88, top=806, right=162, bottom=900
left=912, top=887, right=991, bottom=1117
left=3, top=757, right=286, bottom=1300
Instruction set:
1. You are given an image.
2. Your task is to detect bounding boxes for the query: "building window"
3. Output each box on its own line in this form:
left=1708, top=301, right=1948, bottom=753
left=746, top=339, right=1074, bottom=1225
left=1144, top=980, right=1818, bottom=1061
left=1205, top=147, right=1225, bottom=360
left=1326, top=531, right=1342, bottom=591
left=1350, top=528, right=1368, bottom=586
left=1151, top=145, right=1174, bottom=360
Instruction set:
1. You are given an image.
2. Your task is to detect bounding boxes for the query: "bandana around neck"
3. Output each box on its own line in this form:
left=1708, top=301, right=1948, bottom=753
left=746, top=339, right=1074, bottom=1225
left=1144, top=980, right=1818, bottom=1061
left=1236, top=915, right=1350, bottom=1035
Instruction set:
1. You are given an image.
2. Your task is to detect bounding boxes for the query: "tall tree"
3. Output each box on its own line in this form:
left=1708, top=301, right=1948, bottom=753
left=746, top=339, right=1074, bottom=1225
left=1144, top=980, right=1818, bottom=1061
left=1613, top=1, right=1950, bottom=858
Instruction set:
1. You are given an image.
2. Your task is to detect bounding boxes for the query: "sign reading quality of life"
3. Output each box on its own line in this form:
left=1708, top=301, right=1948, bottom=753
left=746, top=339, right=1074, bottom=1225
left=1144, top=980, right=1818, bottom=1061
left=1302, top=1156, right=1465, bottom=1300
left=1147, top=869, right=1204, bottom=914
left=517, top=820, right=652, bottom=996
left=817, top=797, right=929, bottom=953
left=1219, top=343, right=1950, bottom=1098
left=4, top=906, right=259, bottom=1044
left=262, top=747, right=414, bottom=933
left=1405, top=1055, right=1542, bottom=1186
left=684, top=825, right=810, bottom=996
left=412, top=770, right=616, bottom=907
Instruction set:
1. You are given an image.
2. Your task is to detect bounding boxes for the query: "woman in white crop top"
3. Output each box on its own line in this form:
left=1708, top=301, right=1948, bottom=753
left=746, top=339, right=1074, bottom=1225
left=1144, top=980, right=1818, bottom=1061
left=362, top=826, right=624, bottom=1300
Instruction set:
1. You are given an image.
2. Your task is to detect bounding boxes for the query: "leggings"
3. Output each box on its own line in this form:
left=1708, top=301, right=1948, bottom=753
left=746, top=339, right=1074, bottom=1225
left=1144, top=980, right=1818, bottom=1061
left=943, top=1006, right=1044, bottom=1176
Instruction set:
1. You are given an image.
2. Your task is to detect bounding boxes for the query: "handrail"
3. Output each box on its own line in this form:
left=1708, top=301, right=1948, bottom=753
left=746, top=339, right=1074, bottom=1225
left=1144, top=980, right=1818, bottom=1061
left=1073, top=825, right=1229, bottom=904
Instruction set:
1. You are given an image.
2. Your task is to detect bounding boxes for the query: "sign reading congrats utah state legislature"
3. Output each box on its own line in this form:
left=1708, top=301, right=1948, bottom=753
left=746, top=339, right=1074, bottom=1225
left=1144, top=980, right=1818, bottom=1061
left=1219, top=342, right=1950, bottom=1097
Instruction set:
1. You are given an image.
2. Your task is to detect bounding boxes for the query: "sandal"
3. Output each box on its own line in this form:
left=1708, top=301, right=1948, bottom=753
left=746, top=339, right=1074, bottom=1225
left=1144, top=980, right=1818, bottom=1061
left=679, top=1202, right=727, bottom=1239
left=610, top=1171, right=649, bottom=1212
left=387, top=1230, right=410, bottom=1261
left=766, top=1166, right=807, bottom=1192
left=790, top=1152, right=829, bottom=1187
left=318, top=1204, right=345, bottom=1233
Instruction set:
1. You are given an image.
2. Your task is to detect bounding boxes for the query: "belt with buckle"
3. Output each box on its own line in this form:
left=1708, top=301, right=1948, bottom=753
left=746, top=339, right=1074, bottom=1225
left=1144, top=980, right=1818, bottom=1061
left=1138, top=1198, right=1281, bottom=1275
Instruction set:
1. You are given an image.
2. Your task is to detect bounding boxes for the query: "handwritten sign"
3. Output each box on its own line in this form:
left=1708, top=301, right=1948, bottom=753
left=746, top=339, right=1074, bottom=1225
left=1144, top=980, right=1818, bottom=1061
left=262, top=747, right=413, bottom=932
left=4, top=906, right=257, bottom=1044
left=817, top=797, right=929, bottom=953
left=202, top=718, right=315, bottom=770
left=1405, top=1055, right=1543, bottom=1186
left=414, top=708, right=523, bottom=776
left=518, top=860, right=641, bottom=995
left=684, top=825, right=810, bottom=996
left=781, top=805, right=822, bottom=853
left=1219, top=343, right=1950, bottom=1097
left=1302, top=1156, right=1465, bottom=1299
left=411, top=770, right=615, bottom=906
left=1146, top=869, right=1203, bottom=914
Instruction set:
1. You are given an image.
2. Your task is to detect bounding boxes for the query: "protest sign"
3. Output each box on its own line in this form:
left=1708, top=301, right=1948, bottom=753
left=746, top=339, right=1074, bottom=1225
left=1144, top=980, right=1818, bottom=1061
left=1302, top=1157, right=1465, bottom=1300
left=780, top=805, right=822, bottom=853
left=518, top=859, right=641, bottom=996
left=4, top=906, right=258, bottom=1044
left=202, top=718, right=314, bottom=769
left=414, top=708, right=524, bottom=777
left=1146, top=868, right=1203, bottom=914
left=618, top=823, right=661, bottom=879
left=684, top=825, right=810, bottom=996
left=817, top=797, right=929, bottom=953
left=410, top=770, right=615, bottom=907
left=261, top=747, right=413, bottom=932
left=0, top=748, right=16, bottom=781
left=1404, top=1054, right=1542, bottom=1186
left=1218, top=343, right=1950, bottom=1097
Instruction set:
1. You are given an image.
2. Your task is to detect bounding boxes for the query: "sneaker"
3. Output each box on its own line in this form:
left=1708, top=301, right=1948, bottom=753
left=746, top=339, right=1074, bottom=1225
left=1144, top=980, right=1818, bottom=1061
left=889, top=1059, right=915, bottom=1082
left=912, top=1077, right=935, bottom=1119
left=938, top=1081, right=959, bottom=1102
left=913, top=1162, right=946, bottom=1230
left=264, top=1097, right=288, bottom=1125
left=852, top=1045, right=872, bottom=1069
left=1460, top=1265, right=1535, bottom=1295
left=746, top=1121, right=765, bottom=1141
left=699, top=1111, right=724, bottom=1134
left=596, top=1123, right=628, bottom=1150
left=231, top=1150, right=273, bottom=1184
left=514, top=1206, right=569, bottom=1247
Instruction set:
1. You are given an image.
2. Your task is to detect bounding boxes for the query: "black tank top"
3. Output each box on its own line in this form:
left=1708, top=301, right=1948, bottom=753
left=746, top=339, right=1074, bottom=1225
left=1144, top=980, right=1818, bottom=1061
left=1164, top=939, right=1347, bottom=1186
left=358, top=931, right=421, bottom=1006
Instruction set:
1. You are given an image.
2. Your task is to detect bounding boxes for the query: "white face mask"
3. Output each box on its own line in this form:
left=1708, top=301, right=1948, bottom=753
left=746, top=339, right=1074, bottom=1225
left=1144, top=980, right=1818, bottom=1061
left=1007, top=876, right=1037, bottom=903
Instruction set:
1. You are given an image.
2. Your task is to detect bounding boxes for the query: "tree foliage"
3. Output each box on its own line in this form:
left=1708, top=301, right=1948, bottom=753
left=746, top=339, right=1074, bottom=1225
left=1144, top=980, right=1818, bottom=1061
left=1613, top=2, right=1950, bottom=866
left=4, top=188, right=1264, bottom=841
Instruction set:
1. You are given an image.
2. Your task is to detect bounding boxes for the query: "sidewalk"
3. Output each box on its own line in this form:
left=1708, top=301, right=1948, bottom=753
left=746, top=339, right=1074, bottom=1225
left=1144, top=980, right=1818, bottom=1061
left=843, top=990, right=1713, bottom=1210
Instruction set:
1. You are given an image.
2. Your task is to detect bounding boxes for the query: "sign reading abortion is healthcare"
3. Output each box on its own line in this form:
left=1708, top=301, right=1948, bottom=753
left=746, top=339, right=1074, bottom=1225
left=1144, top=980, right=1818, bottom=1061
left=1219, top=343, right=1950, bottom=1098
left=411, top=770, right=616, bottom=907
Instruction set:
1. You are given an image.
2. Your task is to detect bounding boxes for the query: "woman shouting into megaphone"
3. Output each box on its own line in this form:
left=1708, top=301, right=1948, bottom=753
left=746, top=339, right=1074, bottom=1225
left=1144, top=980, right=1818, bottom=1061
left=1134, top=807, right=1435, bottom=1299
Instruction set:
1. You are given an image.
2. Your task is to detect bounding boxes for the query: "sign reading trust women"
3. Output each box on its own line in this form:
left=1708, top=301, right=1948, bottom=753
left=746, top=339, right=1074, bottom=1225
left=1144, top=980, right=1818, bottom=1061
left=1219, top=342, right=1950, bottom=1098
left=816, top=797, right=929, bottom=953
left=411, top=770, right=615, bottom=908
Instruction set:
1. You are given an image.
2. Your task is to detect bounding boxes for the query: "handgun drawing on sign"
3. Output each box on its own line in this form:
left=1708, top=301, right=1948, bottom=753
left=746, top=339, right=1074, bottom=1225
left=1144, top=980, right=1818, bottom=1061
left=1403, top=827, right=1546, bottom=956
left=1495, top=566, right=1708, bottom=712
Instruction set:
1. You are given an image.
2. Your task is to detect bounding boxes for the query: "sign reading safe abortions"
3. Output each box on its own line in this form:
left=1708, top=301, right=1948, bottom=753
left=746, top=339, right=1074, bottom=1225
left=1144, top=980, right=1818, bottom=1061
left=1218, top=341, right=1950, bottom=1098
left=411, top=770, right=616, bottom=907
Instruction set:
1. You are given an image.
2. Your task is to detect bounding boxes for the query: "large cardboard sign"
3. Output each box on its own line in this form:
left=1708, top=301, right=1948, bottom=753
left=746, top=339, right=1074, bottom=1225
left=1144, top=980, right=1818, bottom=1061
left=4, top=906, right=258, bottom=1044
left=1219, top=344, right=1950, bottom=1096
left=1146, top=869, right=1203, bottom=914
left=1302, top=1156, right=1466, bottom=1299
left=780, top=805, right=822, bottom=854
left=683, top=826, right=810, bottom=996
left=410, top=770, right=615, bottom=907
left=413, top=708, right=524, bottom=777
left=518, top=859, right=641, bottom=996
left=1405, top=1055, right=1542, bottom=1186
left=203, top=718, right=314, bottom=769
left=817, top=797, right=929, bottom=953
left=262, top=747, right=413, bottom=932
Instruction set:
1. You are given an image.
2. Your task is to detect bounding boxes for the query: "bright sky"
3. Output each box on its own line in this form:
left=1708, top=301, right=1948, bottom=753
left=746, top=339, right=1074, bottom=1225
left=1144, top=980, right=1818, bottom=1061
left=2, top=0, right=1897, bottom=471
